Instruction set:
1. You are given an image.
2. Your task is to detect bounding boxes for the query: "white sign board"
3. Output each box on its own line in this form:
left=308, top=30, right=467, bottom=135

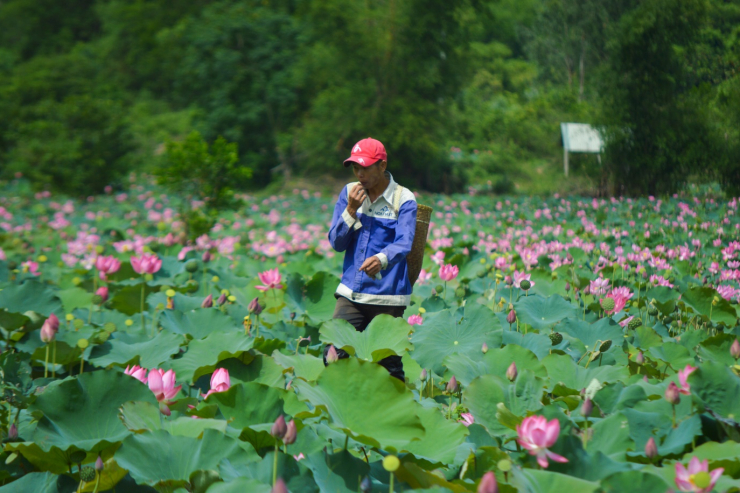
left=561, top=123, right=604, bottom=153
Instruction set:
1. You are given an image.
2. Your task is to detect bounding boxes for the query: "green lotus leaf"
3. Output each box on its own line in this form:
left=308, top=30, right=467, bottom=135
left=209, top=382, right=303, bottom=429
left=588, top=413, right=635, bottom=461
left=395, top=460, right=470, bottom=492
left=600, top=471, right=670, bottom=493
left=4, top=442, right=93, bottom=475
left=206, top=478, right=272, bottom=493
left=300, top=450, right=370, bottom=493
left=632, top=326, right=663, bottom=350
left=219, top=451, right=316, bottom=493
left=88, top=330, right=183, bottom=368
left=647, top=342, right=694, bottom=370
left=444, top=344, right=546, bottom=387
left=115, top=429, right=256, bottom=488
left=272, top=352, right=325, bottom=381
left=159, top=307, right=238, bottom=339
left=557, top=317, right=624, bottom=354
left=293, top=358, right=425, bottom=451
left=0, top=472, right=61, bottom=493
left=410, top=303, right=502, bottom=374
left=659, top=414, right=702, bottom=455
left=687, top=441, right=740, bottom=478
left=319, top=315, right=412, bottom=362
left=501, top=330, right=554, bottom=360
left=689, top=360, right=740, bottom=422
left=542, top=353, right=629, bottom=392
left=681, top=286, right=738, bottom=324
left=401, top=403, right=469, bottom=464
left=513, top=294, right=578, bottom=331
left=592, top=382, right=647, bottom=414
left=513, top=468, right=599, bottom=493
left=167, top=331, right=255, bottom=383
left=209, top=354, right=286, bottom=390
left=30, top=370, right=159, bottom=452
left=148, top=292, right=204, bottom=312
left=463, top=370, right=545, bottom=436
left=108, top=283, right=159, bottom=316
left=0, top=281, right=62, bottom=317
left=56, top=287, right=94, bottom=314
left=119, top=401, right=228, bottom=438
left=696, top=333, right=738, bottom=366
left=283, top=271, right=340, bottom=324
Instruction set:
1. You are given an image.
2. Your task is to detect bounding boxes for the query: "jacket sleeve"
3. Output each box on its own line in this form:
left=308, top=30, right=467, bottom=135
left=378, top=200, right=417, bottom=270
left=327, top=186, right=359, bottom=252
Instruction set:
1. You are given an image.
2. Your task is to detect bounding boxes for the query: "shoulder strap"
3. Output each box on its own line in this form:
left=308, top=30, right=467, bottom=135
left=392, top=185, right=404, bottom=216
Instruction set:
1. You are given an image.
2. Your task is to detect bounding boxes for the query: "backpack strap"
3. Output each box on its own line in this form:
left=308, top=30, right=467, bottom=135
left=392, top=185, right=404, bottom=216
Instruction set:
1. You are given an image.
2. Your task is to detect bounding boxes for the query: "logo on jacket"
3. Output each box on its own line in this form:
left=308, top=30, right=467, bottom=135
left=375, top=205, right=394, bottom=218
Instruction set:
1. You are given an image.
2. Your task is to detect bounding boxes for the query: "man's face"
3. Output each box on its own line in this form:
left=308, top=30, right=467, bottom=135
left=352, top=161, right=387, bottom=190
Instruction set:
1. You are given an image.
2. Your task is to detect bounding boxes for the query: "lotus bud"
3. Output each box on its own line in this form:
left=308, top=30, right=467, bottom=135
left=731, top=339, right=740, bottom=360
left=8, top=423, right=18, bottom=440
left=665, top=382, right=680, bottom=405
left=201, top=294, right=213, bottom=308
left=504, top=275, right=512, bottom=286
left=217, top=292, right=227, bottom=305
left=506, top=362, right=517, bottom=382
left=565, top=282, right=571, bottom=292
left=47, top=313, right=60, bottom=332
left=482, top=342, right=489, bottom=354
left=581, top=398, right=593, bottom=417
left=478, top=471, right=498, bottom=493
left=446, top=376, right=458, bottom=393
left=272, top=478, right=288, bottom=493
left=635, top=351, right=644, bottom=365
left=645, top=437, right=658, bottom=459
left=284, top=419, right=297, bottom=445
left=248, top=297, right=263, bottom=315
left=360, top=476, right=373, bottom=493
left=40, top=319, right=56, bottom=343
left=271, top=415, right=287, bottom=440
left=420, top=369, right=428, bottom=381
left=95, top=456, right=104, bottom=472
left=506, top=310, right=516, bottom=325
left=95, top=286, right=109, bottom=303
left=326, top=345, right=339, bottom=364
left=202, top=251, right=212, bottom=263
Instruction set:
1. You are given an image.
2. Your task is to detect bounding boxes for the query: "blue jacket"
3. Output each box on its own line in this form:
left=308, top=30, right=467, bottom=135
left=328, top=173, right=417, bottom=306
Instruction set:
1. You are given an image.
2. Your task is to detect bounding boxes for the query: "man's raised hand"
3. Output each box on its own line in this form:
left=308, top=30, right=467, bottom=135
left=346, top=186, right=367, bottom=218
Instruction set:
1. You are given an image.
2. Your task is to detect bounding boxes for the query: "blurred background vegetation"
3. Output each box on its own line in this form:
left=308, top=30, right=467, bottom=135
left=0, top=0, right=738, bottom=197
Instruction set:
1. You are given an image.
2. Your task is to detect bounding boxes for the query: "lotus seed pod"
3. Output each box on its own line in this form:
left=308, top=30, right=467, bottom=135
left=326, top=345, right=339, bottom=364
left=80, top=466, right=96, bottom=482
left=446, top=376, right=458, bottom=393
left=185, top=260, right=199, bottom=273
left=95, top=456, right=104, bottom=472
left=272, top=478, right=288, bottom=493
left=645, top=437, right=658, bottom=459
left=635, top=351, right=644, bottom=365
left=519, top=279, right=531, bottom=290
left=549, top=332, right=563, bottom=345
left=382, top=455, right=400, bottom=472
left=455, top=287, right=466, bottom=298
left=600, top=297, right=615, bottom=312
left=628, top=317, right=642, bottom=330
left=665, top=381, right=680, bottom=405
left=599, top=340, right=612, bottom=352
left=482, top=342, right=489, bottom=354
left=731, top=339, right=740, bottom=360
left=478, top=471, right=498, bottom=493
left=581, top=398, right=593, bottom=417
left=497, top=459, right=512, bottom=472
left=435, top=284, right=444, bottom=294
left=506, top=310, right=517, bottom=325
left=201, top=294, right=213, bottom=308
left=506, top=362, right=517, bottom=382
left=187, top=280, right=199, bottom=290
left=271, top=415, right=287, bottom=440
left=692, top=471, right=711, bottom=489
left=420, top=369, right=428, bottom=381
left=283, top=419, right=297, bottom=445
left=360, top=476, right=373, bottom=493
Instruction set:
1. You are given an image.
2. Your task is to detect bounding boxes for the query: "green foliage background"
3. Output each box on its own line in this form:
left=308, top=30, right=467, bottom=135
left=0, top=0, right=739, bottom=195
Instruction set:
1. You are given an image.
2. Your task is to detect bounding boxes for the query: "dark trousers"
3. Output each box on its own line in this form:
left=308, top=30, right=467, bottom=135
left=322, top=295, right=406, bottom=382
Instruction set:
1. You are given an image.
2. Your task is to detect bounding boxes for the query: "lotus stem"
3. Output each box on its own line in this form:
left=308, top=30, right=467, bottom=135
left=272, top=443, right=279, bottom=487
left=92, top=474, right=101, bottom=493
left=44, top=344, right=49, bottom=378
left=140, top=279, right=146, bottom=331
left=582, top=417, right=589, bottom=450
left=80, top=356, right=84, bottom=374
left=52, top=341, right=57, bottom=377
left=672, top=404, right=676, bottom=428
left=389, top=473, right=394, bottom=493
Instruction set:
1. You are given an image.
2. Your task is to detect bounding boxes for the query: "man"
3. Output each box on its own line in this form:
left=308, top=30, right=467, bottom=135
left=325, top=138, right=417, bottom=381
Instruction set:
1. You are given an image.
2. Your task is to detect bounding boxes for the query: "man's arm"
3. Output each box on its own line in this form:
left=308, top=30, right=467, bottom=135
left=376, top=200, right=418, bottom=270
left=327, top=185, right=365, bottom=252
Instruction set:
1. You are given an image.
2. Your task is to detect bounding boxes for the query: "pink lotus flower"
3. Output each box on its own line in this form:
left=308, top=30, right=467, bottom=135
left=516, top=415, right=569, bottom=468
left=255, top=268, right=283, bottom=292
left=21, top=261, right=40, bottom=276
left=202, top=368, right=230, bottom=399
left=95, top=255, right=121, bottom=280
left=124, top=365, right=148, bottom=384
left=513, top=271, right=535, bottom=289
left=407, top=314, right=423, bottom=326
left=439, top=264, right=459, bottom=282
left=293, top=452, right=306, bottom=461
left=675, top=456, right=723, bottom=493
left=416, top=269, right=432, bottom=285
left=459, top=413, right=475, bottom=427
left=605, top=286, right=633, bottom=314
left=619, top=315, right=634, bottom=328
left=147, top=368, right=182, bottom=415
left=131, top=253, right=162, bottom=275
left=677, top=365, right=697, bottom=395
left=589, top=277, right=609, bottom=296
left=96, top=286, right=109, bottom=303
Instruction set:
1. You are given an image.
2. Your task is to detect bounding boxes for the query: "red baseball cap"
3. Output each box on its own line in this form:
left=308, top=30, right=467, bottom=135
left=343, top=138, right=387, bottom=167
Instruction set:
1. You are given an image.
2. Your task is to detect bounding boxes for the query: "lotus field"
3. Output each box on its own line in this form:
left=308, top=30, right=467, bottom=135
left=2, top=178, right=740, bottom=493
